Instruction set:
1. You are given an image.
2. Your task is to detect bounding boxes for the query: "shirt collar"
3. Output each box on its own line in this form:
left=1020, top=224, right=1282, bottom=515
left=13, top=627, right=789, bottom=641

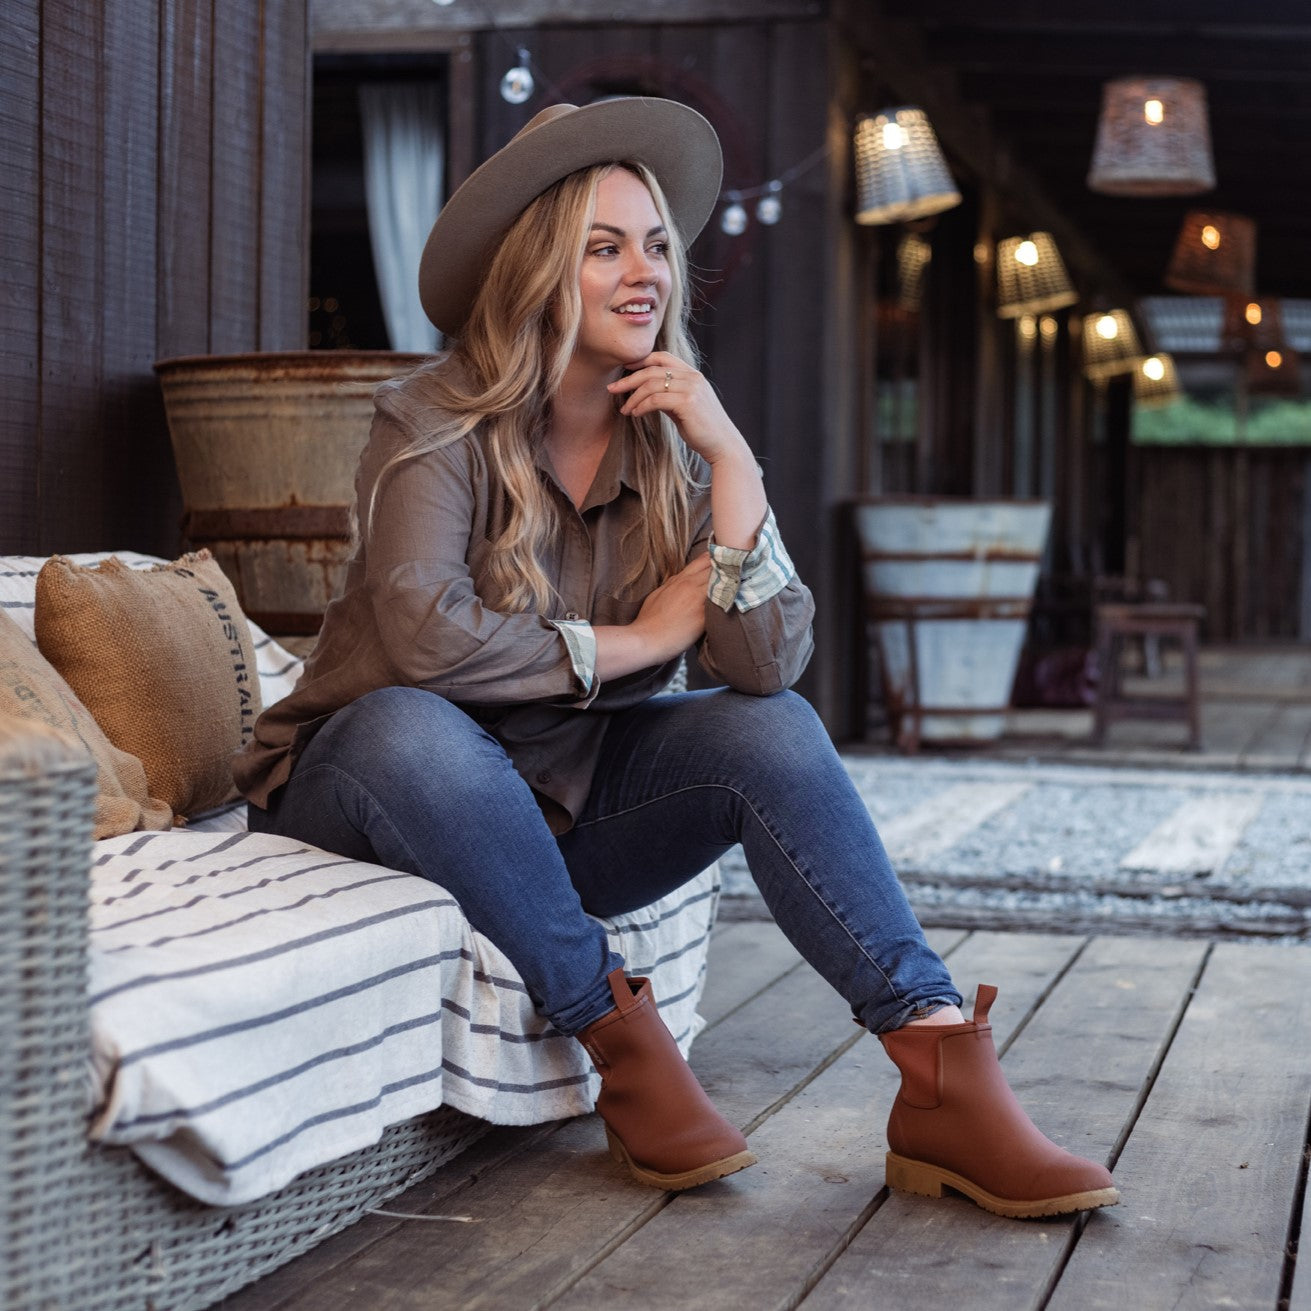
left=536, top=421, right=639, bottom=513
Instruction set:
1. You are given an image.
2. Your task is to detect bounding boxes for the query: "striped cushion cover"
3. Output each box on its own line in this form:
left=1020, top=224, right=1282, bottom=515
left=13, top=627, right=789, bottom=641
left=88, top=828, right=718, bottom=1205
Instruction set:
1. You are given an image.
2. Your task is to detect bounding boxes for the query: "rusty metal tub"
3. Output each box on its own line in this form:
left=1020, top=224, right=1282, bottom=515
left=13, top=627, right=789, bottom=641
left=154, top=351, right=427, bottom=635
left=854, top=497, right=1051, bottom=750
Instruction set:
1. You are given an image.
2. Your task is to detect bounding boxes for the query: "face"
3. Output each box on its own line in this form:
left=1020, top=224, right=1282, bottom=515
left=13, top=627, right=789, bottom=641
left=572, top=168, right=672, bottom=375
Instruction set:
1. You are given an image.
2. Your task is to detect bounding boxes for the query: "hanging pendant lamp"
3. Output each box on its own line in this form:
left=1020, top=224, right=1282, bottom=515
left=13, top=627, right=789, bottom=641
left=1221, top=296, right=1283, bottom=352
left=853, top=107, right=961, bottom=225
left=1087, top=76, right=1215, bottom=196
left=1246, top=345, right=1302, bottom=398
left=1082, top=309, right=1144, bottom=379
left=996, top=232, right=1078, bottom=318
left=1133, top=353, right=1182, bottom=407
left=1165, top=211, right=1256, bottom=297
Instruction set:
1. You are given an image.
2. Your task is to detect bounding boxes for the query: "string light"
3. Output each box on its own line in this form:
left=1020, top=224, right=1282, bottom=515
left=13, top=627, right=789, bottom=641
left=500, top=48, right=534, bottom=104
left=755, top=181, right=783, bottom=226
left=716, top=143, right=828, bottom=238
left=720, top=201, right=748, bottom=236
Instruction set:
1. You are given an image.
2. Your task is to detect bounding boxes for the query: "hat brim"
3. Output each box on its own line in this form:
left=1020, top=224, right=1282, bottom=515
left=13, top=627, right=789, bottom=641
left=418, top=97, right=723, bottom=336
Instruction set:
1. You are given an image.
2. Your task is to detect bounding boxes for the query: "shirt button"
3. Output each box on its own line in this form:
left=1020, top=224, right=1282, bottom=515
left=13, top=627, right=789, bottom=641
left=536, top=770, right=552, bottom=785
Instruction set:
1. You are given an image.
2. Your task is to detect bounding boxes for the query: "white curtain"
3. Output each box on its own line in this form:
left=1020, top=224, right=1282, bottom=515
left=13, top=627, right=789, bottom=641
left=358, top=82, right=444, bottom=353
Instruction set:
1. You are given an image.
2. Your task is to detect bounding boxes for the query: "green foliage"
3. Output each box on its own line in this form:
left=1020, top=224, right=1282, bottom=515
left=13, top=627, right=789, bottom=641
left=1133, top=394, right=1311, bottom=445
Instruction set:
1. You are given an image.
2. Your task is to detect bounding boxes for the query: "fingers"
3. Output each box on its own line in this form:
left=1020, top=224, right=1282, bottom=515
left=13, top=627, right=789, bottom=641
left=606, top=355, right=698, bottom=418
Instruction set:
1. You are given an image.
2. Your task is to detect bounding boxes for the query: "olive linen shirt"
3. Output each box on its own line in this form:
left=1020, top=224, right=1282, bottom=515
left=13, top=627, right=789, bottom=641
left=233, top=359, right=816, bottom=834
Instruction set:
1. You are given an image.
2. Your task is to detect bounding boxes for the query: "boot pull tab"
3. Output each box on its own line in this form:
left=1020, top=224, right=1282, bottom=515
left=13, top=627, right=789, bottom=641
left=607, top=967, right=645, bottom=1013
left=972, top=984, right=998, bottom=1025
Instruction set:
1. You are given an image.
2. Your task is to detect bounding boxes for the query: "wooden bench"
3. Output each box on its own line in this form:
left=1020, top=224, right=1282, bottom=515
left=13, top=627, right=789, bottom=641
left=1093, top=602, right=1206, bottom=750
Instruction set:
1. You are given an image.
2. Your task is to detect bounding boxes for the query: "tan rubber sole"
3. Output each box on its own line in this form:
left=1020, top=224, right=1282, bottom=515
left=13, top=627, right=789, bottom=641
left=886, top=1151, right=1121, bottom=1219
left=606, top=1127, right=757, bottom=1191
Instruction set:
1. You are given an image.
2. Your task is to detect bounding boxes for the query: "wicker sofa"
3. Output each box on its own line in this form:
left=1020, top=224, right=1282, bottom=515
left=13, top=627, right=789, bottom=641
left=0, top=554, right=720, bottom=1311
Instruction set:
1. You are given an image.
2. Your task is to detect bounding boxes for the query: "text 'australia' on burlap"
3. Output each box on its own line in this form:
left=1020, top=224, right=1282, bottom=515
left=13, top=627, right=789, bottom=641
left=34, top=552, right=262, bottom=817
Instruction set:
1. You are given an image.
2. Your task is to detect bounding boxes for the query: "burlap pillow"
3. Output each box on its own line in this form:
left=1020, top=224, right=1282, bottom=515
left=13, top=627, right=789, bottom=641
left=35, top=551, right=262, bottom=817
left=0, top=609, right=172, bottom=837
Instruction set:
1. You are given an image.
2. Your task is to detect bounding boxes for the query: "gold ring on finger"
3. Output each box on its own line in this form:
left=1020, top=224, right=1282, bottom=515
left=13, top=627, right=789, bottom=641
left=664, top=370, right=673, bottom=391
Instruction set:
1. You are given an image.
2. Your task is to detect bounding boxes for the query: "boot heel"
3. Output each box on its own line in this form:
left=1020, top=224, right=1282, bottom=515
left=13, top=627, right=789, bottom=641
left=886, top=1151, right=946, bottom=1198
left=605, top=1126, right=629, bottom=1166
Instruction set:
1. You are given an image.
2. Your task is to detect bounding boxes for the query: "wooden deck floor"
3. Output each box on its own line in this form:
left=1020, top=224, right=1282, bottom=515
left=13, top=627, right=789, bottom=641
left=875, top=644, right=1311, bottom=773
left=223, top=920, right=1311, bottom=1311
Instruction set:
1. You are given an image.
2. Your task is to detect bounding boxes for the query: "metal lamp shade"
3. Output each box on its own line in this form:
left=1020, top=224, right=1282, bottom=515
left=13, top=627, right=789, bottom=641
left=1165, top=211, right=1256, bottom=296
left=1082, top=309, right=1144, bottom=379
left=854, top=108, right=962, bottom=225
left=1087, top=76, right=1216, bottom=197
left=996, top=232, right=1078, bottom=318
left=1133, top=353, right=1181, bottom=407
left=1246, top=346, right=1302, bottom=397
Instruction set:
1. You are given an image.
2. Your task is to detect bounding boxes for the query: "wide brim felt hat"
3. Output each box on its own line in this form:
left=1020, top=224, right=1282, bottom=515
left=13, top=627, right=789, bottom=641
left=418, top=97, right=723, bottom=336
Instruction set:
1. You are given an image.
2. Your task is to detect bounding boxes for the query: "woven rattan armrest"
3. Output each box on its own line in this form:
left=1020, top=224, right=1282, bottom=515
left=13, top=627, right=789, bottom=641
left=1, top=714, right=97, bottom=1309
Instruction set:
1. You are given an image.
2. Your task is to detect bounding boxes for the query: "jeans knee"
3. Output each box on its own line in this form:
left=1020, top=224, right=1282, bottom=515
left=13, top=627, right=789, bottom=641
left=319, top=686, right=508, bottom=802
left=718, top=688, right=828, bottom=753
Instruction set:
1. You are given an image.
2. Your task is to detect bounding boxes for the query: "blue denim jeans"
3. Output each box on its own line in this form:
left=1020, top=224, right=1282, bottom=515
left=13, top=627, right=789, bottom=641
left=249, top=686, right=961, bottom=1036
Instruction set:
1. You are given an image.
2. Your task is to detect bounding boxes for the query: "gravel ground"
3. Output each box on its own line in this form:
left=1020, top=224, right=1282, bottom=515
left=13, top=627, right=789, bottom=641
left=717, top=755, right=1311, bottom=941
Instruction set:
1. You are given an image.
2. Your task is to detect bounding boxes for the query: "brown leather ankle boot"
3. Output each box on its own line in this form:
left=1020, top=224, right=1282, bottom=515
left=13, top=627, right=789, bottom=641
left=878, top=985, right=1119, bottom=1218
left=576, top=967, right=756, bottom=1190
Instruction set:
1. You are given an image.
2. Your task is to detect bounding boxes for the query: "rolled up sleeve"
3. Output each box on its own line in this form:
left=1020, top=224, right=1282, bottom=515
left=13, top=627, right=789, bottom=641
left=547, top=618, right=600, bottom=706
left=707, top=508, right=797, bottom=613
left=363, top=427, right=587, bottom=704
left=691, top=501, right=815, bottom=696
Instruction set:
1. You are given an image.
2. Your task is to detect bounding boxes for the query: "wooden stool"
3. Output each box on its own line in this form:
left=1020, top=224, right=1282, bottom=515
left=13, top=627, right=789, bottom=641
left=1093, top=603, right=1205, bottom=750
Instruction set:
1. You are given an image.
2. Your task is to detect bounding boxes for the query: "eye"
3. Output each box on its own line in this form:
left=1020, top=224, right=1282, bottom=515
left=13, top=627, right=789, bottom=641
left=590, top=243, right=620, bottom=257
left=649, top=241, right=669, bottom=257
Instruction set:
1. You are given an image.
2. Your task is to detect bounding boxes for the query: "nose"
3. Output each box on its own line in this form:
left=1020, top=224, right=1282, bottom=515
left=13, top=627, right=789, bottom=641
left=625, top=247, right=657, bottom=284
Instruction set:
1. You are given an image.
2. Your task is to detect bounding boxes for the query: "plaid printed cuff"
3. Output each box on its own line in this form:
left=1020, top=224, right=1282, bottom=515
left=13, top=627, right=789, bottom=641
left=706, top=508, right=796, bottom=613
left=549, top=618, right=599, bottom=705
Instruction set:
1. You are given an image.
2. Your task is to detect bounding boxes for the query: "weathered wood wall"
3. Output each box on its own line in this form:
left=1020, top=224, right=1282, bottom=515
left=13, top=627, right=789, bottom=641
left=0, top=0, right=310, bottom=558
left=1135, top=447, right=1311, bottom=642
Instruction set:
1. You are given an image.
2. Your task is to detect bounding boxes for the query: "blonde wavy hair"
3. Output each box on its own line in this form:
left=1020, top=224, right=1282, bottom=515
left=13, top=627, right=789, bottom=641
left=363, top=161, right=701, bottom=614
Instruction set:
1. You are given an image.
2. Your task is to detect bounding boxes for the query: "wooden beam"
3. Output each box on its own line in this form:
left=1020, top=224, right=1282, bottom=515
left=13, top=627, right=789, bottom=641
left=881, top=0, right=1311, bottom=28
left=312, top=0, right=825, bottom=43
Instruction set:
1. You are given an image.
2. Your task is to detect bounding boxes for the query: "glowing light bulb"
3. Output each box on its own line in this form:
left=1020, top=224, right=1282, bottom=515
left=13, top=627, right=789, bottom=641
left=1143, top=356, right=1166, bottom=382
left=1245, top=302, right=1263, bottom=326
left=1040, top=316, right=1059, bottom=342
left=1015, top=240, right=1039, bottom=267
left=1019, top=315, right=1038, bottom=341
left=720, top=202, right=748, bottom=236
left=973, top=242, right=990, bottom=266
left=755, top=182, right=782, bottom=226
left=1266, top=350, right=1284, bottom=369
left=1144, top=99, right=1164, bottom=125
left=1201, top=225, right=1222, bottom=251
left=882, top=120, right=908, bottom=150
left=500, top=53, right=534, bottom=105
left=1096, top=314, right=1119, bottom=340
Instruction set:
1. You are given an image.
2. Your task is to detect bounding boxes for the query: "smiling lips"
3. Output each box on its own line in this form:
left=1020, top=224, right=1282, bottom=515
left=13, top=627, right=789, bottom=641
left=614, top=300, right=656, bottom=320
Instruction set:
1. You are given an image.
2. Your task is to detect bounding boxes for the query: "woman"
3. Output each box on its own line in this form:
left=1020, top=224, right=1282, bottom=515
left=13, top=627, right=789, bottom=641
left=235, top=98, right=1117, bottom=1219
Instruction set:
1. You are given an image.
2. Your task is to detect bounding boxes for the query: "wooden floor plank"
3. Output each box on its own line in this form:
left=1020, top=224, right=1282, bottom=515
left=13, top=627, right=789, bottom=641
left=803, top=934, right=1208, bottom=1311
left=1049, top=941, right=1311, bottom=1311
left=1291, top=1168, right=1311, bottom=1311
left=697, top=918, right=805, bottom=1028
left=251, top=928, right=929, bottom=1311
left=549, top=931, right=1085, bottom=1311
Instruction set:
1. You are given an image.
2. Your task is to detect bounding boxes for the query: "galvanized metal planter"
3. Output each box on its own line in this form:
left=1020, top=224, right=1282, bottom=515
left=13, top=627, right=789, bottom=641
left=155, top=351, right=427, bottom=634
left=855, top=497, right=1052, bottom=751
